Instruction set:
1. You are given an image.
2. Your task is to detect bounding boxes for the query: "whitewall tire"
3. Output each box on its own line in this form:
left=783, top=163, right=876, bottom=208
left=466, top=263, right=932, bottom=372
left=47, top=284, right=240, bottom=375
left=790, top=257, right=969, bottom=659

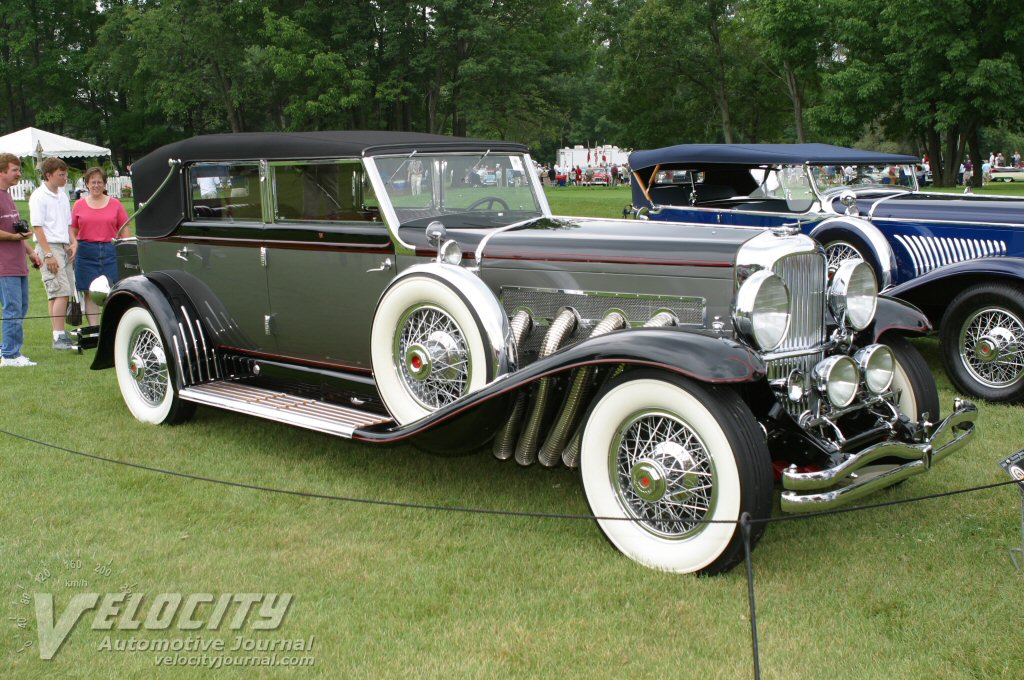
left=883, top=333, right=940, bottom=421
left=579, top=371, right=773, bottom=574
left=114, top=306, right=194, bottom=425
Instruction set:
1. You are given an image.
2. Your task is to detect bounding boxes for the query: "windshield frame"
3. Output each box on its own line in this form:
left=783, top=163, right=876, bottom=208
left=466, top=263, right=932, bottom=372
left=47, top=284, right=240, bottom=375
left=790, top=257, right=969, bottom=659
left=364, top=151, right=550, bottom=249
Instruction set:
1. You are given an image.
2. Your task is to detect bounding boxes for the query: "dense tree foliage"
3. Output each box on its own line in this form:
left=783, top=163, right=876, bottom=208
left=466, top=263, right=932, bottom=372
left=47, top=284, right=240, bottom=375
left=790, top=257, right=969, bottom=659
left=2, top=0, right=1023, bottom=180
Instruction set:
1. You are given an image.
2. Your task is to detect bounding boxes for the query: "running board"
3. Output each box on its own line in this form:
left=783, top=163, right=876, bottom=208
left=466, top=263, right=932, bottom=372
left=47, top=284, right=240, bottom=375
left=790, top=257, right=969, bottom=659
left=179, top=382, right=392, bottom=438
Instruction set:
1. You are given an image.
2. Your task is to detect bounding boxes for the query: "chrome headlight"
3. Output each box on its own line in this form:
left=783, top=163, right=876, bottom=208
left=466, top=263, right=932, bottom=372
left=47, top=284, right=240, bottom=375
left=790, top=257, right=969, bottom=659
left=854, top=344, right=894, bottom=394
left=733, top=270, right=791, bottom=351
left=439, top=239, right=463, bottom=265
left=813, top=355, right=860, bottom=407
left=829, top=260, right=877, bottom=330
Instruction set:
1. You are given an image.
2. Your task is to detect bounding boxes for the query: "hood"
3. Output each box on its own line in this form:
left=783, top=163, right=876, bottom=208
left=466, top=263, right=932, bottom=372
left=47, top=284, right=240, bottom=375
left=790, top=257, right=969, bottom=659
left=834, top=192, right=1024, bottom=226
left=472, top=216, right=754, bottom=271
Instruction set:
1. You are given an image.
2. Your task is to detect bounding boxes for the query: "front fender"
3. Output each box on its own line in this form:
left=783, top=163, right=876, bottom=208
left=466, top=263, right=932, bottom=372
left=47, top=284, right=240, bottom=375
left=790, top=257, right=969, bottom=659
left=885, top=257, right=1024, bottom=325
left=809, top=216, right=896, bottom=289
left=861, top=295, right=931, bottom=343
left=352, top=328, right=765, bottom=443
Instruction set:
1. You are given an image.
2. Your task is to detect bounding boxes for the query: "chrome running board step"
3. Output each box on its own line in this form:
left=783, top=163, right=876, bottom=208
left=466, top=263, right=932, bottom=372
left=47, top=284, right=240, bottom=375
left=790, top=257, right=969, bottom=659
left=179, top=382, right=392, bottom=438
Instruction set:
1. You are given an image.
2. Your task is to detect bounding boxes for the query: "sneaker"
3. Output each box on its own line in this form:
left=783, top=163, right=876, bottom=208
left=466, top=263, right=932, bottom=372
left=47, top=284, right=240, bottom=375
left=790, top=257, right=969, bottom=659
left=53, top=333, right=73, bottom=351
left=1, top=355, right=37, bottom=367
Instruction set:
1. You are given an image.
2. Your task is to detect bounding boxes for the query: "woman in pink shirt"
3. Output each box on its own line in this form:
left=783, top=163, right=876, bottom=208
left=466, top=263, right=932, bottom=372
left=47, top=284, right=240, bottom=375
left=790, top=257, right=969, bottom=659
left=71, top=167, right=129, bottom=324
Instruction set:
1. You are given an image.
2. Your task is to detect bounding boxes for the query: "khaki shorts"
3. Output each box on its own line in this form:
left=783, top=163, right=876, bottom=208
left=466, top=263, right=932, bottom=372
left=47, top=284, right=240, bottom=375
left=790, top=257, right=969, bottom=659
left=37, top=243, right=76, bottom=299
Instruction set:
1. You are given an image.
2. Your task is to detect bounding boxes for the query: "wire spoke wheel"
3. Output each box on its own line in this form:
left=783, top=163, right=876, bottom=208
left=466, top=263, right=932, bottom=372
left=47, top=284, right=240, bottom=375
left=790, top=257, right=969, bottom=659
left=825, top=241, right=863, bottom=276
left=958, top=306, right=1024, bottom=388
left=395, top=304, right=471, bottom=409
left=127, top=327, right=170, bottom=405
left=612, top=411, right=716, bottom=540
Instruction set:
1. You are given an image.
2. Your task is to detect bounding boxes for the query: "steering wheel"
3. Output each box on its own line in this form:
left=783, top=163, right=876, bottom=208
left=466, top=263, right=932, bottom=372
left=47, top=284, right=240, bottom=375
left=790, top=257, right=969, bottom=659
left=466, top=196, right=510, bottom=211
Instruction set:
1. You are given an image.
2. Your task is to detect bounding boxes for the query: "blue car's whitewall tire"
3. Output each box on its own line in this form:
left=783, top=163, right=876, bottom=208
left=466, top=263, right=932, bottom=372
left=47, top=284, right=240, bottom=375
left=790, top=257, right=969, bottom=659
left=579, top=371, right=773, bottom=574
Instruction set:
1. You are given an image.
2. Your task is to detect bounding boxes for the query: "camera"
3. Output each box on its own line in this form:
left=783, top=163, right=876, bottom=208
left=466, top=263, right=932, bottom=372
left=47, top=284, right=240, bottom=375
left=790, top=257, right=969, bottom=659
left=13, top=219, right=30, bottom=235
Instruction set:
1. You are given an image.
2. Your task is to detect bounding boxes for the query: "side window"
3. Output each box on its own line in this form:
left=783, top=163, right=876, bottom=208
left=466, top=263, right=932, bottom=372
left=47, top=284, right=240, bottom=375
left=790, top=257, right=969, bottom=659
left=272, top=161, right=383, bottom=225
left=188, top=163, right=262, bottom=222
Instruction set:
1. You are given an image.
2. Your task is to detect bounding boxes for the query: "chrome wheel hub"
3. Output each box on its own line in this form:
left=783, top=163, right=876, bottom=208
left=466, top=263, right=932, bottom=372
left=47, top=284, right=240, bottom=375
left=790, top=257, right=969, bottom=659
left=127, top=328, right=169, bottom=405
left=396, top=305, right=470, bottom=409
left=960, top=307, right=1024, bottom=388
left=611, top=412, right=716, bottom=540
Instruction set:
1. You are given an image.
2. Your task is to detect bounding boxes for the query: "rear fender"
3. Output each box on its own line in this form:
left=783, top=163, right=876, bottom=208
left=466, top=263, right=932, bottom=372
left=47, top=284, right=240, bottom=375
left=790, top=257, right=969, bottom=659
left=91, top=274, right=218, bottom=389
left=885, top=257, right=1024, bottom=325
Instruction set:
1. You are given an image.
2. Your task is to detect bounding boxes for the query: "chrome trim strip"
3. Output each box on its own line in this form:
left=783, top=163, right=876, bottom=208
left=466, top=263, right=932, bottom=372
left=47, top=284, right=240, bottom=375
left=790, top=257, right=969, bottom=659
left=475, top=218, right=542, bottom=268
left=894, top=234, right=1008, bottom=275
left=872, top=215, right=1024, bottom=229
left=177, top=322, right=196, bottom=384
left=362, top=156, right=413, bottom=256
left=866, top=191, right=905, bottom=218
left=172, top=336, right=186, bottom=386
left=180, top=306, right=204, bottom=383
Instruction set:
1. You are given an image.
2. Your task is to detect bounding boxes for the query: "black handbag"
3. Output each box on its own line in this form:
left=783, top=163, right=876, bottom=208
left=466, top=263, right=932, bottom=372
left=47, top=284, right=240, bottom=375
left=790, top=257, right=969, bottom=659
left=66, top=292, right=83, bottom=327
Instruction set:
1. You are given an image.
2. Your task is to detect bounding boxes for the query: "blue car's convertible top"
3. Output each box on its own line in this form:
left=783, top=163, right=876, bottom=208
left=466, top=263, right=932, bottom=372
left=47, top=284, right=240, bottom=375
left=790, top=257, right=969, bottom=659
left=629, top=143, right=918, bottom=171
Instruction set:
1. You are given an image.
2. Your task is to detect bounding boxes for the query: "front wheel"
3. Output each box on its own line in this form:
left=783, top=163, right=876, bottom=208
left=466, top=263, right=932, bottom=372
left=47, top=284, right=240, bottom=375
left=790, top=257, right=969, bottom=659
left=939, top=282, right=1024, bottom=402
left=114, top=306, right=195, bottom=424
left=579, top=371, right=773, bottom=574
left=882, top=332, right=941, bottom=421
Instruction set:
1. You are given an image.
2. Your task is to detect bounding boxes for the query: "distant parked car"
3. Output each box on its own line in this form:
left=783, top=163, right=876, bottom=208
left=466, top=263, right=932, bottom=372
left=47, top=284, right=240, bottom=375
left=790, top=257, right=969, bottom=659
left=629, top=143, right=1024, bottom=403
left=591, top=168, right=610, bottom=185
left=77, top=132, right=977, bottom=574
left=990, top=166, right=1024, bottom=182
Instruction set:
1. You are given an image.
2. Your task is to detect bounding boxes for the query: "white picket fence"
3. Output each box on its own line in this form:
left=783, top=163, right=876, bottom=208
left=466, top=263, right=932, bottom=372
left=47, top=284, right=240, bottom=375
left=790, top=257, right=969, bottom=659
left=9, top=176, right=132, bottom=201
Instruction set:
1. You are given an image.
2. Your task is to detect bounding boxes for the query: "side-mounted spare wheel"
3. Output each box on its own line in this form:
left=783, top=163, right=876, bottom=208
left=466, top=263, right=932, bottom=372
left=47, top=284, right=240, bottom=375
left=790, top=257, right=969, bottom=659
left=370, top=265, right=511, bottom=425
left=579, top=370, right=774, bottom=575
left=114, top=306, right=195, bottom=425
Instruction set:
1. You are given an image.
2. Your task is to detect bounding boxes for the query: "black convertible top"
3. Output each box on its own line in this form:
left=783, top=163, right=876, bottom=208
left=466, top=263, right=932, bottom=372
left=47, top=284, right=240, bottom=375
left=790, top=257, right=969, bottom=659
left=629, top=143, right=919, bottom=170
left=131, top=131, right=528, bottom=237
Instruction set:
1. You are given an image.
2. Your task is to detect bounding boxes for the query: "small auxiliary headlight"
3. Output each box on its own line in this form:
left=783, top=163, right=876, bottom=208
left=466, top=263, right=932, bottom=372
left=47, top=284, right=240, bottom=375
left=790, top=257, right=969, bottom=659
left=439, top=239, right=462, bottom=265
left=854, top=344, right=895, bottom=394
left=813, top=355, right=860, bottom=408
left=829, top=260, right=877, bottom=330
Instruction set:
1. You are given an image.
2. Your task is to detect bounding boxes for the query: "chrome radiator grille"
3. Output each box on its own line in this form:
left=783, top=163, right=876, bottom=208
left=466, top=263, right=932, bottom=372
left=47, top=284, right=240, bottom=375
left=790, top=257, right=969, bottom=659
left=766, top=251, right=828, bottom=415
left=772, top=251, right=827, bottom=352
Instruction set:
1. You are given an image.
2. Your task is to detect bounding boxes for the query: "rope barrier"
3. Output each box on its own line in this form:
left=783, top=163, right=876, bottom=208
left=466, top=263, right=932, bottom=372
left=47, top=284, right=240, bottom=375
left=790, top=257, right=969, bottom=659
left=2, top=426, right=1020, bottom=680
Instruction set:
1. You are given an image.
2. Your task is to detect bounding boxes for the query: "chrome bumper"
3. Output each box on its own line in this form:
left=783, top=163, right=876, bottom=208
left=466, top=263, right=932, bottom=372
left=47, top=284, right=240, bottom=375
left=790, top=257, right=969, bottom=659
left=779, top=399, right=977, bottom=512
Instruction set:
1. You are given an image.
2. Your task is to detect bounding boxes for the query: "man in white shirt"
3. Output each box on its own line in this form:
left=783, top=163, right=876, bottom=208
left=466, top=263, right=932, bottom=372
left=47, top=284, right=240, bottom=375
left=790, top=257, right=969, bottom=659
left=29, top=157, right=77, bottom=350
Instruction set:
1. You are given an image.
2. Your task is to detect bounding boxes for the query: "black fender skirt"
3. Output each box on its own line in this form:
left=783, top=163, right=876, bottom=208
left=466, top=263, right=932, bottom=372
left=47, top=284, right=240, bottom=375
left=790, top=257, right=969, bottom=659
left=352, top=328, right=766, bottom=444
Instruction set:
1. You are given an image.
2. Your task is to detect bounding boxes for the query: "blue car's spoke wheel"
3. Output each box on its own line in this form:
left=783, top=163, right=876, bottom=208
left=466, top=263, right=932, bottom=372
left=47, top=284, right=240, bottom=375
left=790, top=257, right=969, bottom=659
left=941, top=283, right=1024, bottom=403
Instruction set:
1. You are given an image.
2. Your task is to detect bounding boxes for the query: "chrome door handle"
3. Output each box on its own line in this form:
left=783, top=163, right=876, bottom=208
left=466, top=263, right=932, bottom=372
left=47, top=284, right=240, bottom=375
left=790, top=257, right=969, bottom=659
left=176, top=246, right=193, bottom=261
left=366, top=257, right=392, bottom=272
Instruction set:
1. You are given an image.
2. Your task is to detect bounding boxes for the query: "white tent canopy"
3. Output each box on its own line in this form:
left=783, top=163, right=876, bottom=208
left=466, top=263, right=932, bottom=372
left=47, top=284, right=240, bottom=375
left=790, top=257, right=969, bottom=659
left=0, top=126, right=110, bottom=159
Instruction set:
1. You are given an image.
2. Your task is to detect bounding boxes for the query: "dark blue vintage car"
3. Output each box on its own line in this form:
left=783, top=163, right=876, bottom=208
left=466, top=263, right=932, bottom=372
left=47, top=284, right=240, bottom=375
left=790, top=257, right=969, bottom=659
left=629, top=143, right=1024, bottom=403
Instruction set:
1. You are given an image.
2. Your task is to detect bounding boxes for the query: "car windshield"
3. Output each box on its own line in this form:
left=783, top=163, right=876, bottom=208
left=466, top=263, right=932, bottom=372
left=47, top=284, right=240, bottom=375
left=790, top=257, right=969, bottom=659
left=807, top=163, right=919, bottom=194
left=374, top=153, right=544, bottom=228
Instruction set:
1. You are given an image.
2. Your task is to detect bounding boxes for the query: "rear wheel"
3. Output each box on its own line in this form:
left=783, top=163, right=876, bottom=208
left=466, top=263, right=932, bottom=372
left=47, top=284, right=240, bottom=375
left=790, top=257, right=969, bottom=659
left=114, top=306, right=195, bottom=425
left=939, top=282, right=1024, bottom=403
left=579, top=371, right=773, bottom=574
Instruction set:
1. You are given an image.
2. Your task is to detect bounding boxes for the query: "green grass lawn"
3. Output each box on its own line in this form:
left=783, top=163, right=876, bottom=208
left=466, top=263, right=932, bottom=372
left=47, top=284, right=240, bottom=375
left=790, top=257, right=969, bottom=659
left=2, top=191, right=1022, bottom=678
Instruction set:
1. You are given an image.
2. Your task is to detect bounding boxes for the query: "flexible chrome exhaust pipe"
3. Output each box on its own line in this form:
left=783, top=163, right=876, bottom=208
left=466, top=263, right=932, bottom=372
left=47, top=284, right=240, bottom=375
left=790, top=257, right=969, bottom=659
left=515, top=308, right=578, bottom=466
left=492, top=311, right=534, bottom=460
left=562, top=311, right=677, bottom=469
left=538, top=311, right=627, bottom=467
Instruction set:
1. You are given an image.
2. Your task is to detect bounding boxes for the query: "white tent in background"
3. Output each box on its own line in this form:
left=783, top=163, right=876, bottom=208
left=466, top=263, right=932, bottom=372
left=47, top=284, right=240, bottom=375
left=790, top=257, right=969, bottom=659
left=0, top=126, right=111, bottom=160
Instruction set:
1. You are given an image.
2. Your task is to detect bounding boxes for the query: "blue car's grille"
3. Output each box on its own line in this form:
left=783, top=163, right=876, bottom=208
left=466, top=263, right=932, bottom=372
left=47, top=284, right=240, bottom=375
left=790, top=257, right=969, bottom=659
left=894, top=234, right=1007, bottom=276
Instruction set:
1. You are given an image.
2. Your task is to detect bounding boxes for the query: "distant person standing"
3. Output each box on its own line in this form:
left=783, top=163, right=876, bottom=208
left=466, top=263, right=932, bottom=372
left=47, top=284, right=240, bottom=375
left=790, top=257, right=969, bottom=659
left=0, top=153, right=43, bottom=366
left=72, top=167, right=129, bottom=325
left=407, top=158, right=424, bottom=196
left=29, top=157, right=77, bottom=351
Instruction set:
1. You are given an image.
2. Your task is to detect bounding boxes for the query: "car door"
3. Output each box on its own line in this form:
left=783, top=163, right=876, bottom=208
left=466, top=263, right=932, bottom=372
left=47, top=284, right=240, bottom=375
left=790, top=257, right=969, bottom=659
left=139, top=161, right=274, bottom=353
left=263, top=160, right=395, bottom=370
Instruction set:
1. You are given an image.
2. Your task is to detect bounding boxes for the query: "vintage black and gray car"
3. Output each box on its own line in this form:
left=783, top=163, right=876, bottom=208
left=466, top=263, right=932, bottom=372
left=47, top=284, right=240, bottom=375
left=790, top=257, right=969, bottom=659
left=80, top=132, right=976, bottom=574
left=628, top=143, right=1024, bottom=403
